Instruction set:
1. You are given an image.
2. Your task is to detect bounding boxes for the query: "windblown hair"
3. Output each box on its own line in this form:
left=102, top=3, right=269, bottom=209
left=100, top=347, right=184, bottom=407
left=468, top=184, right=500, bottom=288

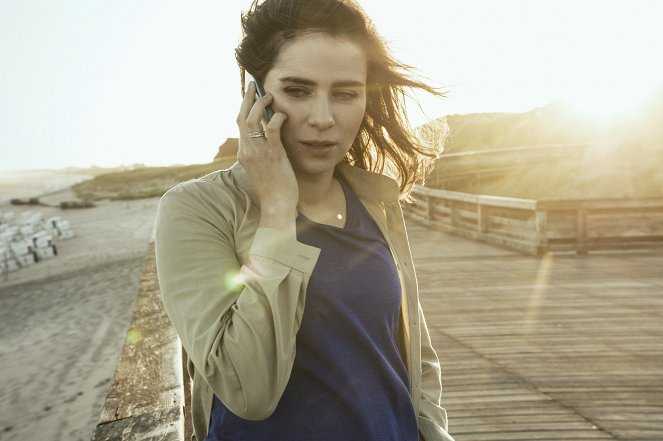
left=235, top=0, right=445, bottom=199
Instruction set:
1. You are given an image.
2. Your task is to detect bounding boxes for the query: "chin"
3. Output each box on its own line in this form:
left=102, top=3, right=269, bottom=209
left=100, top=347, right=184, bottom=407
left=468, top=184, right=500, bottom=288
left=285, top=144, right=346, bottom=178
left=290, top=157, right=341, bottom=178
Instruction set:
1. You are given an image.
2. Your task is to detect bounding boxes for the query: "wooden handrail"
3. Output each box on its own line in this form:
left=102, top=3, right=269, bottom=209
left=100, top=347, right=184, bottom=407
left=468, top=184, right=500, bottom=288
left=405, top=185, right=663, bottom=255
left=536, top=197, right=663, bottom=210
left=416, top=186, right=539, bottom=210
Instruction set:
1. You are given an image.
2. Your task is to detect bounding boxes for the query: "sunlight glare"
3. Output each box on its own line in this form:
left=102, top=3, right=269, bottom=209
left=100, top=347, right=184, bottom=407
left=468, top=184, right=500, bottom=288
left=562, top=87, right=650, bottom=122
left=522, top=253, right=554, bottom=336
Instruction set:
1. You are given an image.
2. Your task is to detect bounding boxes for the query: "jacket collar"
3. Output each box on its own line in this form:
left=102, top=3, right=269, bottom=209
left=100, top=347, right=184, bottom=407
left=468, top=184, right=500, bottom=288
left=230, top=160, right=400, bottom=205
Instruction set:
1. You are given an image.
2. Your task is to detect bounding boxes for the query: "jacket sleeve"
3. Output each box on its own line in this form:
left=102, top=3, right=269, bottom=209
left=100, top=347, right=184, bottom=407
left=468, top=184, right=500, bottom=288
left=417, top=302, right=456, bottom=441
left=154, top=187, right=320, bottom=420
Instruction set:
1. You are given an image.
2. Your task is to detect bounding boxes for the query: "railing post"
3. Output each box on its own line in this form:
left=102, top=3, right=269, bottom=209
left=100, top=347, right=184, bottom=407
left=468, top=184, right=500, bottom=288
left=576, top=209, right=588, bottom=255
left=477, top=203, right=484, bottom=238
left=535, top=210, right=548, bottom=255
left=451, top=202, right=460, bottom=228
left=426, top=194, right=434, bottom=225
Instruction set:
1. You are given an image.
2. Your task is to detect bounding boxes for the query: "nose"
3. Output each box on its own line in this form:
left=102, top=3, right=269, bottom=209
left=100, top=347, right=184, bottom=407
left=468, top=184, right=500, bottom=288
left=307, top=97, right=335, bottom=129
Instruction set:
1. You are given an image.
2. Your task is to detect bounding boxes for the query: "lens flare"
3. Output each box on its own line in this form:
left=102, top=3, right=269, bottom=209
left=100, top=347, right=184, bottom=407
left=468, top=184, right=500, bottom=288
left=126, top=329, right=143, bottom=346
left=224, top=270, right=244, bottom=292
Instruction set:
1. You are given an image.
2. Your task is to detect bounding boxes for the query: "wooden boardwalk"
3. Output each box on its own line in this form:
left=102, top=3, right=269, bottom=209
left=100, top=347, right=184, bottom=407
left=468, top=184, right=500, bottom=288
left=408, top=221, right=663, bottom=441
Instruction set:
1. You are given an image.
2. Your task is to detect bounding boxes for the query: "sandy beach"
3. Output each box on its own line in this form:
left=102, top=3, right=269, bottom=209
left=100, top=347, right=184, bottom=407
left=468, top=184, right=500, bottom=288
left=0, top=170, right=91, bottom=206
left=0, top=187, right=160, bottom=441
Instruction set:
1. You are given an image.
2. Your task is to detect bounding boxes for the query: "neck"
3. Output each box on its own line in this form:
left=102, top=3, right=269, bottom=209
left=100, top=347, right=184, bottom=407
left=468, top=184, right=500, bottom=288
left=296, top=168, right=347, bottom=227
left=296, top=169, right=336, bottom=208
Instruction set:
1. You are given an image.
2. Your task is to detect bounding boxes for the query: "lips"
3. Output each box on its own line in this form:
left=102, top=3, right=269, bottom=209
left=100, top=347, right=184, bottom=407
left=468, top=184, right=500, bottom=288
left=299, top=140, right=337, bottom=156
left=301, top=140, right=336, bottom=147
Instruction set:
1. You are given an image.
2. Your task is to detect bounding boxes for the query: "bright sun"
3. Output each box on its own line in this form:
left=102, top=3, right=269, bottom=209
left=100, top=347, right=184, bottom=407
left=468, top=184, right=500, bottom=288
left=563, top=88, right=650, bottom=122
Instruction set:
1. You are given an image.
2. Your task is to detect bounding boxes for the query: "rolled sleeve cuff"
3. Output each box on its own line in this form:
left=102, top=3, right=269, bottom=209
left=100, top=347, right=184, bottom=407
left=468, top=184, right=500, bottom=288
left=249, top=227, right=320, bottom=274
left=419, top=415, right=455, bottom=441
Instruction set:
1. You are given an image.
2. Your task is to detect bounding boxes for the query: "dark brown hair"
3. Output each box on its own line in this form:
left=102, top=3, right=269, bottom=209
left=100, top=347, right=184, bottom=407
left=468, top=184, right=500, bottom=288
left=235, top=0, right=444, bottom=199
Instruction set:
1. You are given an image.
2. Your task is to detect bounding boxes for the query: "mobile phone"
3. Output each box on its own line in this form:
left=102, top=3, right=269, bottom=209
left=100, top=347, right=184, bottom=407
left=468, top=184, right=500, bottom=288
left=251, top=76, right=274, bottom=127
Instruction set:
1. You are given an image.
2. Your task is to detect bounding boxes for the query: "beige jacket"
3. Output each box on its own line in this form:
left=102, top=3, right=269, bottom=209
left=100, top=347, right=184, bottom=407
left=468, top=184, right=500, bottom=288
left=155, top=161, right=454, bottom=441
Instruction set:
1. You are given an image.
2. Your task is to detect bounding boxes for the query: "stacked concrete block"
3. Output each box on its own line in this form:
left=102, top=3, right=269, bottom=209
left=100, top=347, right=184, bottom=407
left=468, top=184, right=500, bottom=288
left=1, top=211, right=15, bottom=224
left=0, top=210, right=73, bottom=275
left=46, top=216, right=76, bottom=239
left=10, top=241, right=36, bottom=267
left=0, top=225, right=19, bottom=243
left=31, top=231, right=57, bottom=260
left=0, top=212, right=18, bottom=275
left=1, top=244, right=19, bottom=274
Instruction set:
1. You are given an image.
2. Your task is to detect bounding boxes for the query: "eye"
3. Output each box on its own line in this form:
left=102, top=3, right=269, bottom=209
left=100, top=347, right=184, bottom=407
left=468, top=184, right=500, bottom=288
left=284, top=87, right=309, bottom=98
left=334, top=90, right=360, bottom=101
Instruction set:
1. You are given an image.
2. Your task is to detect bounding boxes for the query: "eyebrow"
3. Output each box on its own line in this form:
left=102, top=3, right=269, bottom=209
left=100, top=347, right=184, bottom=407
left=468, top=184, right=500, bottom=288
left=279, top=76, right=365, bottom=88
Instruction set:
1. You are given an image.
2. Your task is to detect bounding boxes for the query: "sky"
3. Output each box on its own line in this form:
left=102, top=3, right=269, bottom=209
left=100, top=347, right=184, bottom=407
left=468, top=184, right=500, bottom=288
left=1, top=0, right=662, bottom=172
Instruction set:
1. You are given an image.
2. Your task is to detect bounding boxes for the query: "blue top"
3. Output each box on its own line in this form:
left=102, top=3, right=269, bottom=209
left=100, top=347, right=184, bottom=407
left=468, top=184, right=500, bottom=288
left=204, top=178, right=418, bottom=441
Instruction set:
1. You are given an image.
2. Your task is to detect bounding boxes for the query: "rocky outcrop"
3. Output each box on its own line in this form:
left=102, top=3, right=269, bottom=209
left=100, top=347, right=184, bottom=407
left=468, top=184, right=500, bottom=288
left=214, top=138, right=239, bottom=161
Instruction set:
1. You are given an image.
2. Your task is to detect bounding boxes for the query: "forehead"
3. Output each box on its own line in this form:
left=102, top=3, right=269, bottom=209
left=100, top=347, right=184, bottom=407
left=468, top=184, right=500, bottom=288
left=268, top=34, right=367, bottom=85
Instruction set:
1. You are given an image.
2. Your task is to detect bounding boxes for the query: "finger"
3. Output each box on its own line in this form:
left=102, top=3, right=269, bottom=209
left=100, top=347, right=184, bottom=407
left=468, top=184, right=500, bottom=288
left=236, top=81, right=257, bottom=130
left=240, top=112, right=286, bottom=158
left=264, top=112, right=288, bottom=142
left=246, top=93, right=274, bottom=132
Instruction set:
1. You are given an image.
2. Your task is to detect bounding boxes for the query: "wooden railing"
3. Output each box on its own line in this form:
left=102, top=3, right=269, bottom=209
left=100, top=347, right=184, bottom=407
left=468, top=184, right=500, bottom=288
left=91, top=242, right=189, bottom=441
left=406, top=185, right=663, bottom=255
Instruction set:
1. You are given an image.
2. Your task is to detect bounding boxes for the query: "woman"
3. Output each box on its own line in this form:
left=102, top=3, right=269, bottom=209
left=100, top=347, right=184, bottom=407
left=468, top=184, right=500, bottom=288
left=155, top=0, right=454, bottom=440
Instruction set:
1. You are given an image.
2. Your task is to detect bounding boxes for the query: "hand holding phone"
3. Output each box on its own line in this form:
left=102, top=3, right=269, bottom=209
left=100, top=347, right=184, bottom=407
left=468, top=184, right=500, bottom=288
left=238, top=74, right=298, bottom=232
left=250, top=76, right=274, bottom=129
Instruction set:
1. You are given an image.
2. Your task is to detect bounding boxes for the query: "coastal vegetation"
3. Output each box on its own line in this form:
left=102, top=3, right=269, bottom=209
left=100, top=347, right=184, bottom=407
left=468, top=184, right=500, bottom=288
left=71, top=157, right=236, bottom=201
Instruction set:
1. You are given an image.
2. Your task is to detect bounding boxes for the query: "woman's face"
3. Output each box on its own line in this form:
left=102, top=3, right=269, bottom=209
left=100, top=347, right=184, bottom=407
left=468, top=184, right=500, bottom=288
left=263, top=33, right=367, bottom=180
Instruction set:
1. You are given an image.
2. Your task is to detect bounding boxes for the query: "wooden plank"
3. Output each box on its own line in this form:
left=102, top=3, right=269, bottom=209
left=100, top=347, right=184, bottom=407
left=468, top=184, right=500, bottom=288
left=582, top=215, right=663, bottom=235
left=432, top=166, right=522, bottom=181
left=477, top=195, right=532, bottom=211
left=486, top=215, right=534, bottom=229
left=581, top=206, right=663, bottom=216
left=483, top=225, right=537, bottom=242
left=404, top=210, right=429, bottom=225
left=414, top=186, right=538, bottom=211
left=479, top=233, right=539, bottom=255
left=92, top=407, right=183, bottom=441
left=432, top=204, right=452, bottom=217
left=411, top=198, right=427, bottom=213
left=538, top=198, right=663, bottom=211
left=454, top=207, right=479, bottom=221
